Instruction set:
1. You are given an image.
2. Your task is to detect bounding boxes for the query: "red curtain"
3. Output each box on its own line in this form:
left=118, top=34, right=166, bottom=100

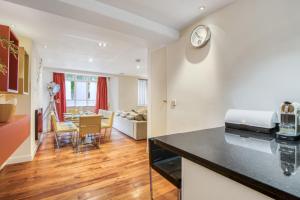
left=95, top=77, right=108, bottom=112
left=53, top=73, right=66, bottom=122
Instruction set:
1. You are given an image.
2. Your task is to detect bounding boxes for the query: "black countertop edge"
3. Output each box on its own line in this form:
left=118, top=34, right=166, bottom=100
left=153, top=138, right=299, bottom=200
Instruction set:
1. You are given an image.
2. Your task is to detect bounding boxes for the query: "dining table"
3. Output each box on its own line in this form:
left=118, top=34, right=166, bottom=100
left=63, top=112, right=110, bottom=149
left=63, top=112, right=108, bottom=127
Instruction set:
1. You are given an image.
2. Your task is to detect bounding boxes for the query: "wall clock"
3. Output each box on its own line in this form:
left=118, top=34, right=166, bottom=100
left=190, top=25, right=211, bottom=48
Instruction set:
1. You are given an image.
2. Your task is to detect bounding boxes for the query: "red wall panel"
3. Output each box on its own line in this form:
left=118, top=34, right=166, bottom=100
left=0, top=115, right=30, bottom=165
left=0, top=25, right=9, bottom=92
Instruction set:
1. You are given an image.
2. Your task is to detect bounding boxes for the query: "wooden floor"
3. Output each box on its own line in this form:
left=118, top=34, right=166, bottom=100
left=0, top=129, right=177, bottom=200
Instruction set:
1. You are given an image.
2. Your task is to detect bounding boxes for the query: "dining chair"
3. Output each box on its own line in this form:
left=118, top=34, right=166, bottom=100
left=50, top=113, right=78, bottom=149
left=64, top=108, right=80, bottom=125
left=100, top=110, right=115, bottom=140
left=68, top=108, right=79, bottom=114
left=78, top=115, right=102, bottom=151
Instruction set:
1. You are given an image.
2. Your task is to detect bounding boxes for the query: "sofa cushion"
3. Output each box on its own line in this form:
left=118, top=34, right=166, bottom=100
left=120, top=112, right=128, bottom=118
left=126, top=114, right=136, bottom=120
left=132, top=108, right=147, bottom=115
left=142, top=113, right=147, bottom=121
left=134, top=114, right=145, bottom=121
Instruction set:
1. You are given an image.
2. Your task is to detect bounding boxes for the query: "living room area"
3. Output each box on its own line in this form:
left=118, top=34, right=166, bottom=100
left=0, top=0, right=164, bottom=198
left=3, top=0, right=300, bottom=199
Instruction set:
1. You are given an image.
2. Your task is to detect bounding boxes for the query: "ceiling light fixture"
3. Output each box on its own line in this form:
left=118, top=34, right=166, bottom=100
left=199, top=5, right=206, bottom=11
left=10, top=24, right=16, bottom=28
left=98, top=42, right=107, bottom=47
left=44, top=45, right=48, bottom=49
left=89, top=58, right=93, bottom=63
left=136, top=65, right=141, bottom=69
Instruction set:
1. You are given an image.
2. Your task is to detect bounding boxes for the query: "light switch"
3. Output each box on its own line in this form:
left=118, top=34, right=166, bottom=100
left=171, top=99, right=176, bottom=109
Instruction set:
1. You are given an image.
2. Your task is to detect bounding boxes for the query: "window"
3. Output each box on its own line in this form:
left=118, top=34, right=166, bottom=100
left=65, top=74, right=97, bottom=107
left=138, top=79, right=148, bottom=106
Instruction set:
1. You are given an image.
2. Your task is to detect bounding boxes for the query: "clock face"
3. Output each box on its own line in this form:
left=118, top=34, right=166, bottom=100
left=190, top=25, right=211, bottom=48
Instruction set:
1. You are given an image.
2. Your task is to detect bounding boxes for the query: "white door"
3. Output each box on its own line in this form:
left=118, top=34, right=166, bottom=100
left=148, top=47, right=167, bottom=138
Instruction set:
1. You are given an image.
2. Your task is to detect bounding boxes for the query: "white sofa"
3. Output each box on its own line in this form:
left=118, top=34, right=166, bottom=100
left=113, top=115, right=147, bottom=140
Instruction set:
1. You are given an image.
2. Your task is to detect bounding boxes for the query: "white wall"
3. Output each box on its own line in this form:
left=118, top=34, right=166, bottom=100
left=110, top=75, right=142, bottom=112
left=118, top=76, right=139, bottom=111
left=109, top=76, right=119, bottom=111
left=150, top=0, right=300, bottom=135
left=42, top=68, right=53, bottom=131
left=29, top=42, right=43, bottom=156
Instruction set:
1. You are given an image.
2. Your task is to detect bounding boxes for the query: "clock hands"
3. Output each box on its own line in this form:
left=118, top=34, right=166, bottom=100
left=195, top=31, right=201, bottom=39
left=191, top=25, right=211, bottom=48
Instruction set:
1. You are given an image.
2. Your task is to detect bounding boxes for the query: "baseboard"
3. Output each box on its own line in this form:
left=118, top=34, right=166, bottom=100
left=5, top=143, right=40, bottom=166
left=2, top=133, right=45, bottom=167
left=6, top=154, right=33, bottom=165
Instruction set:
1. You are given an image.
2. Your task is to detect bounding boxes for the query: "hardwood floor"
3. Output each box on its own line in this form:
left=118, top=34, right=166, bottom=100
left=0, top=129, right=177, bottom=200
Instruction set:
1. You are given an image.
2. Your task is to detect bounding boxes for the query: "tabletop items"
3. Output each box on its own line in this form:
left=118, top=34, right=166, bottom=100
left=56, top=110, right=114, bottom=151
left=225, top=101, right=300, bottom=141
left=225, top=109, right=279, bottom=134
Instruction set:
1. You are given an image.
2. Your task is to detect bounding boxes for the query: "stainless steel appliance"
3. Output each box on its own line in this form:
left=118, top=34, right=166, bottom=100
left=277, top=102, right=300, bottom=141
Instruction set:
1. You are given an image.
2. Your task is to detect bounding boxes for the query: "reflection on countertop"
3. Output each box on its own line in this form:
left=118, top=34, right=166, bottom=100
left=225, top=129, right=300, bottom=177
left=153, top=127, right=300, bottom=199
left=277, top=140, right=300, bottom=176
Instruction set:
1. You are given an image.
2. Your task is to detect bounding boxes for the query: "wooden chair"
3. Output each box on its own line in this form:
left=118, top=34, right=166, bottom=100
left=78, top=115, right=102, bottom=151
left=50, top=113, right=77, bottom=149
left=100, top=110, right=115, bottom=140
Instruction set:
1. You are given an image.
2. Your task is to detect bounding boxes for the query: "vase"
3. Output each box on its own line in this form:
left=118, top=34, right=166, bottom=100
left=0, top=104, right=16, bottom=123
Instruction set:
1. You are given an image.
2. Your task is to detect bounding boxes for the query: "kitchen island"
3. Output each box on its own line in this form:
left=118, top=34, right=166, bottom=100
left=150, top=127, right=300, bottom=200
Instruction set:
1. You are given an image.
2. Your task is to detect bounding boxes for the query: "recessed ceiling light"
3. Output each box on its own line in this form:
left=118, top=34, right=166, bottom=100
left=88, top=58, right=93, bottom=63
left=136, top=65, right=141, bottom=69
left=199, top=5, right=206, bottom=11
left=10, top=24, right=16, bottom=28
left=98, top=42, right=107, bottom=47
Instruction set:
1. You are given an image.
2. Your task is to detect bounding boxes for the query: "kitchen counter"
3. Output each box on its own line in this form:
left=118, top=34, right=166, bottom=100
left=152, top=127, right=300, bottom=200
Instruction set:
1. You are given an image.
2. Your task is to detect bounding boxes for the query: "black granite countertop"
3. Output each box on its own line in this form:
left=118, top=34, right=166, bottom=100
left=153, top=127, right=300, bottom=200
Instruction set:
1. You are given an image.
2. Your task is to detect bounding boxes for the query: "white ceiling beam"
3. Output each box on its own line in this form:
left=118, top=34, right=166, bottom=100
left=5, top=0, right=179, bottom=46
left=59, top=0, right=179, bottom=40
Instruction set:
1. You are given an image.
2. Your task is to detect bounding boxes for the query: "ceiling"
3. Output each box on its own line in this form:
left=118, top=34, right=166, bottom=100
left=2, top=0, right=234, bottom=77
left=96, top=0, right=235, bottom=30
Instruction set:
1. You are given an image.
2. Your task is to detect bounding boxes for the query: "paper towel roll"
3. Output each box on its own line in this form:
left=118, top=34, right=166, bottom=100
left=225, top=109, right=279, bottom=133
